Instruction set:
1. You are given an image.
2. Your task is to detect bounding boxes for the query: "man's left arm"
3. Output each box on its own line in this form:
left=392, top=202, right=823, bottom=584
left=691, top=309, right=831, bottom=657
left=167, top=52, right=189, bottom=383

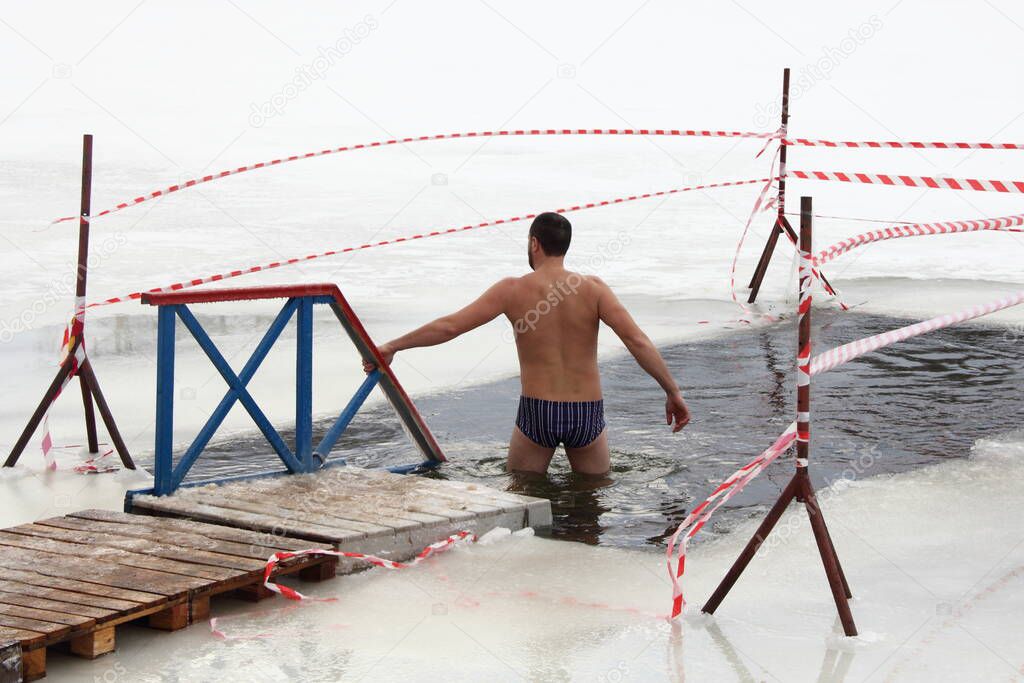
left=364, top=278, right=513, bottom=370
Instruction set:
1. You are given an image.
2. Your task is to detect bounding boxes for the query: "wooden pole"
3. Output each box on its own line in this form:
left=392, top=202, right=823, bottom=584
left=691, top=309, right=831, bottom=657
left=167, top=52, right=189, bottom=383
left=704, top=196, right=857, bottom=637
left=746, top=68, right=789, bottom=302
left=795, top=196, right=856, bottom=635
left=77, top=134, right=100, bottom=454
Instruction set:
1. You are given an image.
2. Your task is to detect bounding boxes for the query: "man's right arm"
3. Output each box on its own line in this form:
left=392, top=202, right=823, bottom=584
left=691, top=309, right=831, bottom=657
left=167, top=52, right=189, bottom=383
left=593, top=277, right=691, bottom=432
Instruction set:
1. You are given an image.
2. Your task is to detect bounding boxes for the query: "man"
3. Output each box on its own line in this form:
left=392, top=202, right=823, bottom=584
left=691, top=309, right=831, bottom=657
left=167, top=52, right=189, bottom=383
left=364, top=212, right=691, bottom=475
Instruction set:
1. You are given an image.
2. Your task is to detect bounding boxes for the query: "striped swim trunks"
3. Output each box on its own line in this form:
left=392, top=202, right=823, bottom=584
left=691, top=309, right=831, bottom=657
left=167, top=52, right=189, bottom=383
left=515, top=396, right=606, bottom=449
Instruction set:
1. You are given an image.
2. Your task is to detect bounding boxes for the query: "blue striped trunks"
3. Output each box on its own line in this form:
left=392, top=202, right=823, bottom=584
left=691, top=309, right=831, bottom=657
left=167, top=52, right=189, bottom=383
left=515, top=396, right=606, bottom=449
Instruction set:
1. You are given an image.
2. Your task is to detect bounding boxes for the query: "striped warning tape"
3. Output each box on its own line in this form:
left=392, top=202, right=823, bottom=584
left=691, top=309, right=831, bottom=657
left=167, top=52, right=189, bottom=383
left=666, top=422, right=799, bottom=618
left=262, top=530, right=476, bottom=601
left=808, top=290, right=1024, bottom=376
left=813, top=214, right=1024, bottom=266
left=795, top=246, right=812, bottom=450
left=784, top=138, right=1024, bottom=150
left=39, top=342, right=86, bottom=471
left=52, top=127, right=782, bottom=225
left=789, top=170, right=1024, bottom=193
left=88, top=176, right=773, bottom=308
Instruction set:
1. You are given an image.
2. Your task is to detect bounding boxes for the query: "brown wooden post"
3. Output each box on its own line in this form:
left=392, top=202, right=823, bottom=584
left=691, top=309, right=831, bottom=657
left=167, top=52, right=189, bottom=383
left=705, top=197, right=857, bottom=637
left=747, top=68, right=790, bottom=303
left=76, top=134, right=100, bottom=453
left=4, top=135, right=135, bottom=470
left=794, top=196, right=857, bottom=636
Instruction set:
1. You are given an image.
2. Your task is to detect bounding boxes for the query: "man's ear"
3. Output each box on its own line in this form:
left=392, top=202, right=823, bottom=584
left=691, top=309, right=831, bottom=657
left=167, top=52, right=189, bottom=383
left=529, top=236, right=540, bottom=252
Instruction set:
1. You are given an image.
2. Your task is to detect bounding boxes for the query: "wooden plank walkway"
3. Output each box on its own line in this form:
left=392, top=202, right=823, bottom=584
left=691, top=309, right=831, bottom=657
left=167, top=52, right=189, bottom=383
left=0, top=509, right=332, bottom=681
left=130, top=466, right=552, bottom=573
left=0, top=469, right=550, bottom=680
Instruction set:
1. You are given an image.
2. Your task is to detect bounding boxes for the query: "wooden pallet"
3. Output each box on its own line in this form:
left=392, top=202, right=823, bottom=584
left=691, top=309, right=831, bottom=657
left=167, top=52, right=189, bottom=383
left=0, top=510, right=332, bottom=681
left=0, top=469, right=551, bottom=680
left=130, top=466, right=553, bottom=572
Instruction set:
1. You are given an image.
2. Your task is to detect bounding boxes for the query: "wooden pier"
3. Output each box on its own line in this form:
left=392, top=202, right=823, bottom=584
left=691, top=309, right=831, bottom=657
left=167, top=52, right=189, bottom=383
left=0, top=470, right=550, bottom=680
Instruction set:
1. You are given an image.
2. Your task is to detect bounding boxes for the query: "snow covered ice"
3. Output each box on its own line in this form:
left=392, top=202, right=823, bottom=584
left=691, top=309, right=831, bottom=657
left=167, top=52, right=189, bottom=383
left=1, top=0, right=1023, bottom=680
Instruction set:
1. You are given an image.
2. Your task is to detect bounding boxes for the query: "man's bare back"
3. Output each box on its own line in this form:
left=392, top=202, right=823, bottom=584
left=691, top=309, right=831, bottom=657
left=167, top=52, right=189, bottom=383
left=366, top=213, right=690, bottom=476
left=506, top=268, right=602, bottom=401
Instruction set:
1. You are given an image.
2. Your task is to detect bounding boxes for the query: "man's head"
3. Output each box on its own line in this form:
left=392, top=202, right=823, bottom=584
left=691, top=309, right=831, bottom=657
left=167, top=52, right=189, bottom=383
left=528, top=212, right=571, bottom=269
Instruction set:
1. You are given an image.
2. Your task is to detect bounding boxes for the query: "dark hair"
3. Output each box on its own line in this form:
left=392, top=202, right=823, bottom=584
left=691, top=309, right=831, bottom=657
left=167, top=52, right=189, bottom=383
left=529, top=212, right=571, bottom=256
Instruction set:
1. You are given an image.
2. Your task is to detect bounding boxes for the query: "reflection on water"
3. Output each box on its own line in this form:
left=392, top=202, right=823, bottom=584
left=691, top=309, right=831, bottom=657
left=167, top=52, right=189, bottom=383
left=177, top=311, right=1024, bottom=550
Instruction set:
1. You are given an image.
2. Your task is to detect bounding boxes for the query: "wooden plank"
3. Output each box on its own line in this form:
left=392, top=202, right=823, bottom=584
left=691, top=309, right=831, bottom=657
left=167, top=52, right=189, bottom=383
left=328, top=506, right=531, bottom=574
left=16, top=522, right=264, bottom=572
left=178, top=488, right=396, bottom=538
left=206, top=474, right=448, bottom=528
left=237, top=472, right=474, bottom=526
left=71, top=508, right=316, bottom=552
left=0, top=569, right=161, bottom=606
left=129, top=496, right=356, bottom=545
left=0, top=626, right=44, bottom=650
left=0, top=604, right=94, bottom=629
left=270, top=469, right=501, bottom=523
left=0, top=591, right=112, bottom=621
left=0, top=530, right=233, bottom=582
left=0, top=615, right=72, bottom=643
left=352, top=468, right=552, bottom=520
left=0, top=547, right=197, bottom=597
left=344, top=471, right=532, bottom=511
left=316, top=477, right=497, bottom=523
left=189, top=478, right=482, bottom=532
left=321, top=468, right=511, bottom=513
left=200, top=486, right=420, bottom=534
left=38, top=516, right=275, bottom=562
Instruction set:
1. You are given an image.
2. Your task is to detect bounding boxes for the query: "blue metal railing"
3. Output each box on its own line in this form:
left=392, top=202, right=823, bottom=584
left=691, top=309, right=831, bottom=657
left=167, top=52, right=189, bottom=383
left=140, top=284, right=446, bottom=496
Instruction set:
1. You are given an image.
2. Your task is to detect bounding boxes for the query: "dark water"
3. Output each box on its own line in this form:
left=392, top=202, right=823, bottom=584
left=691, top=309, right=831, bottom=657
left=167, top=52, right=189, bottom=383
left=180, top=311, right=1024, bottom=550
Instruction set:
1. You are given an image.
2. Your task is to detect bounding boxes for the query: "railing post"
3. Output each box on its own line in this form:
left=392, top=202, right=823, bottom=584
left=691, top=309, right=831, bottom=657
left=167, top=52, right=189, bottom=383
left=154, top=305, right=177, bottom=495
left=314, top=369, right=380, bottom=464
left=295, top=297, right=314, bottom=471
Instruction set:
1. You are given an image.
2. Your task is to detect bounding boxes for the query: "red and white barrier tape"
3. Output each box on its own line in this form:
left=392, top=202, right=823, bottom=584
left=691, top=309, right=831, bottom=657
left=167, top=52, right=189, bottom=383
left=666, top=422, right=798, bottom=618
left=52, top=128, right=781, bottom=225
left=790, top=170, right=1024, bottom=193
left=40, top=415, right=56, bottom=471
left=784, top=138, right=1024, bottom=150
left=262, top=530, right=476, bottom=601
left=39, top=342, right=86, bottom=471
left=727, top=152, right=782, bottom=320
left=87, top=176, right=773, bottom=308
left=809, top=290, right=1024, bottom=376
left=795, top=246, right=812, bottom=454
left=73, top=448, right=117, bottom=474
left=814, top=213, right=1024, bottom=266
